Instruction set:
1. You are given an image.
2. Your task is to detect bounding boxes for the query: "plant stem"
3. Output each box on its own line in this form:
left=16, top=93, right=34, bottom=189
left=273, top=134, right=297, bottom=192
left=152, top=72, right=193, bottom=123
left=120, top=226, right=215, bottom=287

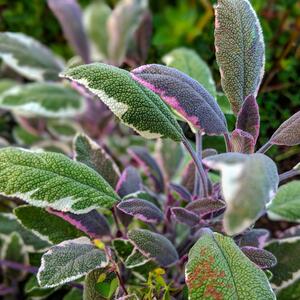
left=224, top=133, right=232, bottom=152
left=193, top=131, right=203, bottom=197
left=182, top=136, right=208, bottom=197
left=256, top=141, right=272, bottom=153
left=279, top=169, right=300, bottom=182
left=0, top=259, right=38, bottom=274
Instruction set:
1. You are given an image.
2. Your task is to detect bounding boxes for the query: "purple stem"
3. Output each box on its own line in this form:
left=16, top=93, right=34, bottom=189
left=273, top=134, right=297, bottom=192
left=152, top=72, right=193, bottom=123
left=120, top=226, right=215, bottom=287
left=182, top=136, right=208, bottom=197
left=0, top=259, right=38, bottom=274
left=193, top=131, right=203, bottom=197
left=279, top=169, right=300, bottom=182
left=256, top=141, right=272, bottom=153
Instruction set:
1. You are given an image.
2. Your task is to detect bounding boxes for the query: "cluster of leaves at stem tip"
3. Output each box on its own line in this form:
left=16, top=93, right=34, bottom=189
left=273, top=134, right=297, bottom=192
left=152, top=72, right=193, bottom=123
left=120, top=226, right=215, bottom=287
left=0, top=0, right=299, bottom=299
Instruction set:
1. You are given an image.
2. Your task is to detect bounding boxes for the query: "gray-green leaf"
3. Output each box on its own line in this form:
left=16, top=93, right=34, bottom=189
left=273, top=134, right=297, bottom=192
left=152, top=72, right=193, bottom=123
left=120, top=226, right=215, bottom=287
left=37, top=237, right=108, bottom=288
left=0, top=32, right=64, bottom=81
left=61, top=63, right=183, bottom=141
left=0, top=83, right=85, bottom=118
left=214, top=0, right=265, bottom=114
left=0, top=147, right=119, bottom=214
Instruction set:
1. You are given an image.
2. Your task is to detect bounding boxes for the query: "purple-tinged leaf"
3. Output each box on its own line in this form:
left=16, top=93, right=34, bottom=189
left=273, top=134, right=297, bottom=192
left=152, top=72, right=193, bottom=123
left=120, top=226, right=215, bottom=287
left=241, top=246, right=277, bottom=269
left=185, top=198, right=226, bottom=216
left=171, top=207, right=200, bottom=227
left=115, top=166, right=143, bottom=198
left=231, top=129, right=255, bottom=154
left=117, top=198, right=163, bottom=223
left=181, top=161, right=195, bottom=194
left=215, top=0, right=265, bottom=115
left=169, top=183, right=192, bottom=202
left=74, top=133, right=120, bottom=189
left=236, top=95, right=260, bottom=144
left=278, top=225, right=300, bottom=239
left=131, top=64, right=227, bottom=135
left=202, top=148, right=218, bottom=158
left=47, top=0, right=90, bottom=63
left=126, top=10, right=152, bottom=67
left=128, top=229, right=178, bottom=267
left=48, top=209, right=110, bottom=239
left=239, top=229, right=270, bottom=248
left=270, top=111, right=300, bottom=146
left=128, top=146, right=164, bottom=193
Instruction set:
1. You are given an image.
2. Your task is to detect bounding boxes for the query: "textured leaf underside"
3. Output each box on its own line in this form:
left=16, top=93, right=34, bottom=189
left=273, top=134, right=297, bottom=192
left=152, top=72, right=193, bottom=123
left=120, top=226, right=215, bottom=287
left=61, top=63, right=183, bottom=141
left=186, top=230, right=275, bottom=299
left=215, top=0, right=265, bottom=114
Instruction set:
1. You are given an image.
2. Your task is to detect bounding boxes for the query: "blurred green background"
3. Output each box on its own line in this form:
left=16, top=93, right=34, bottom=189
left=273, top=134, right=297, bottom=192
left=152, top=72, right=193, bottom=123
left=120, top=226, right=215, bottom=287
left=0, top=0, right=299, bottom=170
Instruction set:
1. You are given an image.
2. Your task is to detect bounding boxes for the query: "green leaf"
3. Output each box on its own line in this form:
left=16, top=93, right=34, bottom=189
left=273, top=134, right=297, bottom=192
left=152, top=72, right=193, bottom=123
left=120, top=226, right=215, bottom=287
left=0, top=147, right=119, bottom=214
left=107, top=0, right=148, bottom=66
left=204, top=153, right=278, bottom=235
left=14, top=205, right=86, bottom=244
left=128, top=229, right=178, bottom=267
left=216, top=92, right=234, bottom=115
left=186, top=230, right=275, bottom=299
left=0, top=32, right=64, bottom=81
left=265, top=237, right=300, bottom=291
left=0, top=79, right=18, bottom=94
left=74, top=133, right=120, bottom=188
left=63, top=288, right=83, bottom=300
left=13, top=126, right=44, bottom=145
left=162, top=47, right=216, bottom=98
left=0, top=213, right=50, bottom=251
left=1, top=232, right=29, bottom=281
left=268, top=181, right=300, bottom=222
left=83, top=0, right=111, bottom=60
left=0, top=83, right=85, bottom=118
left=47, top=119, right=81, bottom=141
left=277, top=278, right=300, bottom=300
left=61, top=63, right=184, bottom=142
left=37, top=237, right=108, bottom=288
left=25, top=275, right=57, bottom=299
left=215, top=0, right=265, bottom=114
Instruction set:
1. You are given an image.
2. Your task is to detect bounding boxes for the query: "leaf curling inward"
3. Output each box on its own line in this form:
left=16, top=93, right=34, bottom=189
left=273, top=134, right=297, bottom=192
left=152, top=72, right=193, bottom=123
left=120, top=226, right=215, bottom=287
left=131, top=64, right=227, bottom=135
left=61, top=63, right=184, bottom=142
left=214, top=0, right=265, bottom=114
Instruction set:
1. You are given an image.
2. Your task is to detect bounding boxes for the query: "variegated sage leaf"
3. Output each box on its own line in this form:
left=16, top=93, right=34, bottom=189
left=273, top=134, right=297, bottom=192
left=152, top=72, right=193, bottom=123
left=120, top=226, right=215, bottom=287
left=0, top=213, right=50, bottom=251
left=265, top=236, right=300, bottom=290
left=48, top=209, right=111, bottom=239
left=236, top=95, right=260, bottom=144
left=14, top=205, right=85, bottom=244
left=83, top=0, right=111, bottom=60
left=215, top=0, right=265, bottom=114
left=131, top=64, right=227, bottom=135
left=117, top=198, right=164, bottom=223
left=267, top=181, right=300, bottom=222
left=231, top=129, right=255, bottom=154
left=186, top=198, right=226, bottom=216
left=107, top=0, right=148, bottom=66
left=162, top=47, right=217, bottom=98
left=204, top=153, right=279, bottom=235
left=128, top=229, right=178, bottom=267
left=47, top=0, right=90, bottom=63
left=61, top=63, right=184, bottom=141
left=74, top=133, right=120, bottom=188
left=186, top=229, right=275, bottom=300
left=0, top=147, right=119, bottom=214
left=0, top=32, right=64, bottom=81
left=0, top=83, right=85, bottom=118
left=241, top=246, right=277, bottom=269
left=47, top=119, right=81, bottom=142
left=171, top=207, right=200, bottom=227
left=270, top=111, right=300, bottom=146
left=37, top=237, right=108, bottom=288
left=239, top=229, right=270, bottom=248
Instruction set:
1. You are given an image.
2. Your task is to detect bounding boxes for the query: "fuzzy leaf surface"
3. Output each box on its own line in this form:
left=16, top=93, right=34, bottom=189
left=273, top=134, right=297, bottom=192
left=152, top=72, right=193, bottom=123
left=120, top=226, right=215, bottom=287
left=0, top=32, right=63, bottom=81
left=241, top=246, right=277, bottom=269
left=131, top=64, right=227, bottom=135
left=270, top=111, right=300, bottom=146
left=186, top=230, right=275, bottom=299
left=37, top=237, right=108, bottom=288
left=204, top=153, right=278, bottom=235
left=0, top=83, right=84, bottom=118
left=0, top=147, right=119, bottom=214
left=128, top=229, right=178, bottom=267
left=61, top=63, right=183, bottom=141
left=162, top=47, right=217, bottom=98
left=14, top=205, right=85, bottom=244
left=215, top=0, right=265, bottom=114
